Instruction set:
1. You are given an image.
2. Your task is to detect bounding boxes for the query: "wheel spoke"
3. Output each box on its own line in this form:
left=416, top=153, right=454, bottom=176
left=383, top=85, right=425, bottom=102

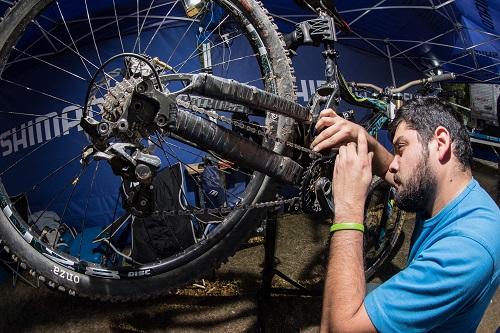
left=93, top=213, right=131, bottom=243
left=77, top=161, right=100, bottom=258
left=170, top=30, right=244, bottom=72
left=0, top=78, right=83, bottom=109
left=29, top=163, right=89, bottom=230
left=132, top=0, right=157, bottom=54
left=164, top=132, right=252, bottom=207
left=136, top=0, right=141, bottom=53
left=53, top=165, right=89, bottom=248
left=0, top=106, right=100, bottom=148
left=30, top=17, right=119, bottom=87
left=84, top=0, right=103, bottom=66
left=185, top=53, right=258, bottom=74
left=164, top=1, right=202, bottom=65
left=150, top=132, right=200, bottom=209
left=154, top=132, right=226, bottom=215
left=110, top=0, right=125, bottom=53
left=11, top=45, right=89, bottom=82
left=143, top=0, right=181, bottom=55
left=174, top=14, right=230, bottom=72
left=0, top=109, right=80, bottom=122
left=29, top=153, right=82, bottom=192
left=55, top=1, right=94, bottom=79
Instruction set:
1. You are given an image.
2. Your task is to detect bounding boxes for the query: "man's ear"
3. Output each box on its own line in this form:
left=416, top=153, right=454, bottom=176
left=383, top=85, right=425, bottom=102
left=434, top=126, right=452, bottom=162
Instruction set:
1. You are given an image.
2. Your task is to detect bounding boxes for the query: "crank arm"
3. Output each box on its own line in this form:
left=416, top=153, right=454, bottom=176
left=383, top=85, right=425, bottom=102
left=315, top=177, right=334, bottom=214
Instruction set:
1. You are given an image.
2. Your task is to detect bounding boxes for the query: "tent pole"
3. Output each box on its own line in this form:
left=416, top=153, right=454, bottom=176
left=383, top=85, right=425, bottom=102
left=386, top=42, right=396, bottom=87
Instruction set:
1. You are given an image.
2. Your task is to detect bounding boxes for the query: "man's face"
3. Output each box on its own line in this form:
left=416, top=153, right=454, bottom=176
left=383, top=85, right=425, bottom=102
left=389, top=122, right=437, bottom=213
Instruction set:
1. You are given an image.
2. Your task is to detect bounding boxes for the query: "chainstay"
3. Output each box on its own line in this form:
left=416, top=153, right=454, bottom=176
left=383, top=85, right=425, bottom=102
left=176, top=97, right=321, bottom=158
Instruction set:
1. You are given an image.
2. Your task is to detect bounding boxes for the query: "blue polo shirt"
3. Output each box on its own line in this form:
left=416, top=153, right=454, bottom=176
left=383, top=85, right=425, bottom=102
left=365, top=178, right=500, bottom=333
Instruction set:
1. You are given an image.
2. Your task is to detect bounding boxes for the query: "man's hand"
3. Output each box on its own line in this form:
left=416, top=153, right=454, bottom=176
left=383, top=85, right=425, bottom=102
left=311, top=109, right=365, bottom=152
left=311, top=108, right=396, bottom=186
left=333, top=132, right=374, bottom=223
left=320, top=131, right=377, bottom=333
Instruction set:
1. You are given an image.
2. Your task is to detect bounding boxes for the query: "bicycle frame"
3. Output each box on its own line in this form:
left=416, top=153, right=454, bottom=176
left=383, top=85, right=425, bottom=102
left=78, top=6, right=456, bottom=193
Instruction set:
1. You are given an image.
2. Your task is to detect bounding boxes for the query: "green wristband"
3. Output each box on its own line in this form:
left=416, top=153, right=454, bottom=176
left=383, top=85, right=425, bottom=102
left=330, top=223, right=365, bottom=234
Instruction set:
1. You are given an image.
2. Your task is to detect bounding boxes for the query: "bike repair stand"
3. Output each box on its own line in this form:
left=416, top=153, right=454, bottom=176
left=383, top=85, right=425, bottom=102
left=256, top=205, right=321, bottom=333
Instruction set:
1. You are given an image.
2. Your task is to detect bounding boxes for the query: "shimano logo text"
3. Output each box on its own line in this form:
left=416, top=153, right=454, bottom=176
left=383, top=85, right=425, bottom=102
left=296, top=79, right=327, bottom=103
left=0, top=99, right=104, bottom=158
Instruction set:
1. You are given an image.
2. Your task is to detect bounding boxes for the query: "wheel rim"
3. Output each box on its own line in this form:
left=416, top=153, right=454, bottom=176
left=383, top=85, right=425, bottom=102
left=0, top=0, right=293, bottom=280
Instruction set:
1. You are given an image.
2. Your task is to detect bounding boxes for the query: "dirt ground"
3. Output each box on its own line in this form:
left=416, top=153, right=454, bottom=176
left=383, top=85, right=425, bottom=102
left=0, top=162, right=498, bottom=333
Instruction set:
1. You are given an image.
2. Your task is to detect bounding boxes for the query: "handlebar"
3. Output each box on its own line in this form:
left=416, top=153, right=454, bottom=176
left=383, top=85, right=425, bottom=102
left=349, top=72, right=456, bottom=95
left=426, top=72, right=456, bottom=83
left=391, top=72, right=456, bottom=94
left=348, top=82, right=383, bottom=94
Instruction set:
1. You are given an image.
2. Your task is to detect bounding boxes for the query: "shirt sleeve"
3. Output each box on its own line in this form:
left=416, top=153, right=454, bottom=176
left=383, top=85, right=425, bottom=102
left=364, top=236, right=494, bottom=333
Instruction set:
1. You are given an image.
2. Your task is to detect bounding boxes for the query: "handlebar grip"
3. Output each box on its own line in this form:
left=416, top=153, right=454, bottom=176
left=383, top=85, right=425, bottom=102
left=427, top=72, right=456, bottom=83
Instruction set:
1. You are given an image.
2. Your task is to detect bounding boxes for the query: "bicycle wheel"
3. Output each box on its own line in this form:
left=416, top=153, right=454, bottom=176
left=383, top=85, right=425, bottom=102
left=0, top=0, right=296, bottom=300
left=363, top=178, right=406, bottom=280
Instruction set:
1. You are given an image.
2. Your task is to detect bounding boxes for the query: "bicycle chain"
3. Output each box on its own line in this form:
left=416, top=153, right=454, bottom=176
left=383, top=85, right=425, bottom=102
left=149, top=97, right=321, bottom=217
left=153, top=197, right=300, bottom=218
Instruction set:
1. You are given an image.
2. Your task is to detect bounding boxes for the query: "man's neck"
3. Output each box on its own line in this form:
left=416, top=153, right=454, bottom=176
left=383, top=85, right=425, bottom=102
left=428, top=167, right=472, bottom=217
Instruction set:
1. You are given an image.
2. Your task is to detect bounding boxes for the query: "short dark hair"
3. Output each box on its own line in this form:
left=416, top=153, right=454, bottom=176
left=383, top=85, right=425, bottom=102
left=389, top=97, right=472, bottom=170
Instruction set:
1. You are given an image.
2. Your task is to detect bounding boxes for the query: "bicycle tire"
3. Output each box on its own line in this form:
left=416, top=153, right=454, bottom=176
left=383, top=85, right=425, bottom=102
left=0, top=0, right=296, bottom=300
left=363, top=177, right=406, bottom=280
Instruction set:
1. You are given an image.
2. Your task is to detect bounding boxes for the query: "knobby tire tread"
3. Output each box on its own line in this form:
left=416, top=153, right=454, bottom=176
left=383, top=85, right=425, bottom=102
left=0, top=0, right=296, bottom=301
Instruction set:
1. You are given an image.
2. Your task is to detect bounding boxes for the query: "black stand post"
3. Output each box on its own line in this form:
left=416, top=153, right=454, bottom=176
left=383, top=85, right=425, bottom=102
left=256, top=208, right=321, bottom=332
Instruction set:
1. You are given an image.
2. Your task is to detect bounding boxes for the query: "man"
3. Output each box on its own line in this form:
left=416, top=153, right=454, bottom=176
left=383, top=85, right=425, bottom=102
left=310, top=97, right=499, bottom=333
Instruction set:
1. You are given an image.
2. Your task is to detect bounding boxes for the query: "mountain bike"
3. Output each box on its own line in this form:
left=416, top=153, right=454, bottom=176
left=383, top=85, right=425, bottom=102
left=0, top=0, right=455, bottom=300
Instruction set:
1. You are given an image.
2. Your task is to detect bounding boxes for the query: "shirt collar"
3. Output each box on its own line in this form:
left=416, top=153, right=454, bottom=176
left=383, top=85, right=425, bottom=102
left=416, top=178, right=476, bottom=228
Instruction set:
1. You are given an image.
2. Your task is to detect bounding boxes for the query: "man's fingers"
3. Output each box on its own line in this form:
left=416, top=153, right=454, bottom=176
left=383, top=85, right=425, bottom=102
left=346, top=141, right=357, bottom=158
left=319, top=108, right=337, bottom=119
left=315, top=116, right=339, bottom=132
left=311, top=122, right=341, bottom=149
left=357, top=131, right=369, bottom=158
left=368, top=152, right=374, bottom=165
left=338, top=145, right=346, bottom=163
left=333, top=153, right=339, bottom=176
left=312, top=131, right=345, bottom=152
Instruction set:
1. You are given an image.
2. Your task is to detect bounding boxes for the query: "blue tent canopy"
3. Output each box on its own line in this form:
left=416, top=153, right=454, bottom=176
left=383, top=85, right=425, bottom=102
left=267, top=0, right=500, bottom=83
left=0, top=0, right=497, bottom=82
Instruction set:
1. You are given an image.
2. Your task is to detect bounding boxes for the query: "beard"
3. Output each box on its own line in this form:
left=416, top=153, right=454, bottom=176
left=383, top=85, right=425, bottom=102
left=393, top=152, right=437, bottom=213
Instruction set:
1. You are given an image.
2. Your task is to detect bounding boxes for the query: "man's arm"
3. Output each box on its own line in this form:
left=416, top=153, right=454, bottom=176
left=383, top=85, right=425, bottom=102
left=321, top=231, right=376, bottom=333
left=311, top=109, right=395, bottom=186
left=320, top=134, right=377, bottom=333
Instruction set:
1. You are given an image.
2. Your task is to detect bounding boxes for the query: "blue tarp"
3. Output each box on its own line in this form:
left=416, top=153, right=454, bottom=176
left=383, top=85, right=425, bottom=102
left=0, top=0, right=497, bottom=82
left=0, top=0, right=497, bottom=231
left=267, top=0, right=500, bottom=83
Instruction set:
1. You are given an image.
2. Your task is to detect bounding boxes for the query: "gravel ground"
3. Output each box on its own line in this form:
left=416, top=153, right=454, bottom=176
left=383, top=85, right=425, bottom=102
left=0, top=162, right=497, bottom=332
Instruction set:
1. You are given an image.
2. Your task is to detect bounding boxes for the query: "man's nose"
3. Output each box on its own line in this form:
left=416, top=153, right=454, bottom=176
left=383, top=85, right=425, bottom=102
left=389, top=155, right=400, bottom=174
